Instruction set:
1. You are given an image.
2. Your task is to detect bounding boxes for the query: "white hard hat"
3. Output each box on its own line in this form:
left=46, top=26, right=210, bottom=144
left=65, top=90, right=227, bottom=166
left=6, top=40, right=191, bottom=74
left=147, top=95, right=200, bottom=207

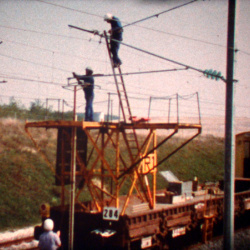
left=43, top=218, right=54, bottom=231
left=86, top=66, right=93, bottom=72
left=104, top=13, right=113, bottom=21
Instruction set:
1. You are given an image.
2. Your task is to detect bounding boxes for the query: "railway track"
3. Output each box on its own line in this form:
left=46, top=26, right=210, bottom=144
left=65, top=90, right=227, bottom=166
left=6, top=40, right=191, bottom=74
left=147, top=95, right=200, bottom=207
left=0, top=236, right=37, bottom=249
left=0, top=225, right=249, bottom=249
left=0, top=227, right=38, bottom=249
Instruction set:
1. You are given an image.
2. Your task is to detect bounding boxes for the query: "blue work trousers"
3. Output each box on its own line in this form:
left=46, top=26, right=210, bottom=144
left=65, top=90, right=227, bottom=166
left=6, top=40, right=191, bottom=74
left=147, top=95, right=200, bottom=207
left=110, top=40, right=122, bottom=66
left=85, top=94, right=94, bottom=121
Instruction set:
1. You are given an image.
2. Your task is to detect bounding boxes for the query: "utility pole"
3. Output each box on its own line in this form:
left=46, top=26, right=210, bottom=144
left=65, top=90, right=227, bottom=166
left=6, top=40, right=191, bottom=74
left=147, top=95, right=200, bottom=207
left=69, top=86, right=77, bottom=250
left=224, top=0, right=236, bottom=249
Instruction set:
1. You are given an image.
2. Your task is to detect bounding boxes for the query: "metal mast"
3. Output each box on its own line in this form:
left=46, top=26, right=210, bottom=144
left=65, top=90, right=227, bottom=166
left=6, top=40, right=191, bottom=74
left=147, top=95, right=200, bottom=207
left=223, top=0, right=236, bottom=249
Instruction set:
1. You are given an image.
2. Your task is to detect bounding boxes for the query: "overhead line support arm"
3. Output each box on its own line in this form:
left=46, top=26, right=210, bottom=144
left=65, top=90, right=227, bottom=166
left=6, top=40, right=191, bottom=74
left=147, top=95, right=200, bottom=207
left=112, top=38, right=226, bottom=81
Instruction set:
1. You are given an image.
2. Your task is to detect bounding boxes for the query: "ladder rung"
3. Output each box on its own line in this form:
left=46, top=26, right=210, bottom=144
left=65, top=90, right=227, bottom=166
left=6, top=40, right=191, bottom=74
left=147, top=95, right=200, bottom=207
left=127, top=138, right=136, bottom=142
left=127, top=134, right=136, bottom=137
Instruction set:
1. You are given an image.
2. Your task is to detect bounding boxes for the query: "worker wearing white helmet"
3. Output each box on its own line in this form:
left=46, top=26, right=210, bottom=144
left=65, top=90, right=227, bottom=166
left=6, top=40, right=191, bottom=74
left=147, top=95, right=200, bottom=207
left=44, top=218, right=54, bottom=231
left=85, top=66, right=93, bottom=73
left=38, top=219, right=61, bottom=250
left=104, top=13, right=123, bottom=67
left=73, top=67, right=95, bottom=121
left=104, top=13, right=113, bottom=21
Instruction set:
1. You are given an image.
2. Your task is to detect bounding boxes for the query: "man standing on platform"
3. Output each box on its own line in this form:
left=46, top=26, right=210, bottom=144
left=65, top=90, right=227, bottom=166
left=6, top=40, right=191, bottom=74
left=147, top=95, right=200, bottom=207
left=73, top=67, right=94, bottom=121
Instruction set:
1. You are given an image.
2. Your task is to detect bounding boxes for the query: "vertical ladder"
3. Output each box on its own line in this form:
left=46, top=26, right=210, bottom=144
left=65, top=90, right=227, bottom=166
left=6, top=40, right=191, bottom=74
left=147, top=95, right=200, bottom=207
left=116, top=66, right=132, bottom=123
left=103, top=31, right=132, bottom=123
left=104, top=31, right=153, bottom=207
left=104, top=31, right=140, bottom=161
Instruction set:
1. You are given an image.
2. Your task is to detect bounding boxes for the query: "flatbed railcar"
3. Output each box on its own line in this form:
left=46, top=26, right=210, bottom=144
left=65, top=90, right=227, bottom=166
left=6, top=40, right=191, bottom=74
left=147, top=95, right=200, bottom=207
left=47, top=189, right=250, bottom=250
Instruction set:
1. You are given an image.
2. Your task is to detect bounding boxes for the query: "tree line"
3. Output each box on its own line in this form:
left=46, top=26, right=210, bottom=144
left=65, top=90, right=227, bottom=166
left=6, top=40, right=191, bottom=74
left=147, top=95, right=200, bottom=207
left=0, top=97, right=73, bottom=121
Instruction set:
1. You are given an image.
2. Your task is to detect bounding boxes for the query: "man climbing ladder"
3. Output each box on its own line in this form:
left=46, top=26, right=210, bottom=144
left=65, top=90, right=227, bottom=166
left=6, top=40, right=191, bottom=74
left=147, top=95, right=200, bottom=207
left=104, top=13, right=123, bottom=68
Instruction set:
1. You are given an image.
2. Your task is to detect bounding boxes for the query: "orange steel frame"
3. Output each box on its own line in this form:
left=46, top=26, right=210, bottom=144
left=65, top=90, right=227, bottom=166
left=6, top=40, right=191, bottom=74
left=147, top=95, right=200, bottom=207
left=25, top=120, right=201, bottom=215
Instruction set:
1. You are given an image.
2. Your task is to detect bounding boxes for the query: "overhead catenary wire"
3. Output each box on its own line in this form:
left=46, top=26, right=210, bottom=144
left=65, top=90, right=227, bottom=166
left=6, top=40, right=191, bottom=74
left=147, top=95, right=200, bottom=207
left=33, top=0, right=239, bottom=52
left=35, top=0, right=101, bottom=18
left=67, top=25, right=226, bottom=81
left=1, top=29, right=186, bottom=77
left=36, top=0, right=198, bottom=29
left=1, top=38, right=108, bottom=64
left=0, top=25, right=246, bottom=78
left=0, top=72, right=183, bottom=98
left=0, top=75, right=63, bottom=86
left=2, top=71, right=248, bottom=109
left=1, top=24, right=247, bottom=57
left=1, top=73, right=247, bottom=113
left=0, top=25, right=90, bottom=41
left=1, top=57, right=247, bottom=106
left=121, top=0, right=198, bottom=29
left=0, top=52, right=72, bottom=74
left=7, top=0, right=245, bottom=58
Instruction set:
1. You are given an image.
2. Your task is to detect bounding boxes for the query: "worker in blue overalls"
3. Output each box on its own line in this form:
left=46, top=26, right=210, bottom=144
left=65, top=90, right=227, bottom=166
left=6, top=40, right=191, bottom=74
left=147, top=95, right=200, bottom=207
left=73, top=67, right=94, bottom=121
left=104, top=13, right=123, bottom=68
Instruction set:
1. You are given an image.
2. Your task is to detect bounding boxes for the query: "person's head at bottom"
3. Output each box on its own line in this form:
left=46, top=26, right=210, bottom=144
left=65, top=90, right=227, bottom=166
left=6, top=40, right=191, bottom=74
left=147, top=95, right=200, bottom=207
left=43, top=218, right=54, bottom=231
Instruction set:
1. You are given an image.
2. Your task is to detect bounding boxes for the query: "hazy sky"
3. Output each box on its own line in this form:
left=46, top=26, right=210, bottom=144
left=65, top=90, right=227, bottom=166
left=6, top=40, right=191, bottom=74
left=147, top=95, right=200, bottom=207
left=0, top=0, right=249, bottom=121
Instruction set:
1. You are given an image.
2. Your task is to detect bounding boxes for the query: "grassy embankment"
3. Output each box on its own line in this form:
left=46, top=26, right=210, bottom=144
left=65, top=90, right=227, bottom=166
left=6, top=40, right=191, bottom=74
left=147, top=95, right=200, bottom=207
left=0, top=118, right=224, bottom=231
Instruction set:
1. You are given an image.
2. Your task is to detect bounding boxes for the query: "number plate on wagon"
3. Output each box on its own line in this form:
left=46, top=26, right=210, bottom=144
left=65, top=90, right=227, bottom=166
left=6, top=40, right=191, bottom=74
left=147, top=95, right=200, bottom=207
left=141, top=236, right=152, bottom=249
left=172, top=227, right=186, bottom=238
left=103, top=207, right=119, bottom=221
